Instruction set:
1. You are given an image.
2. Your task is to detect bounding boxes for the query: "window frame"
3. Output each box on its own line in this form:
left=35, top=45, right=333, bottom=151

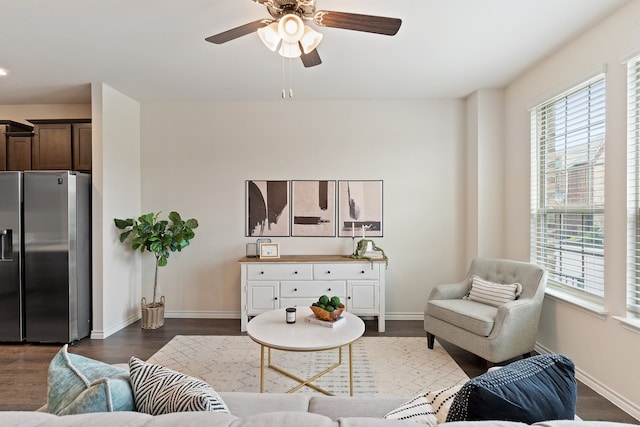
left=531, top=74, right=606, bottom=301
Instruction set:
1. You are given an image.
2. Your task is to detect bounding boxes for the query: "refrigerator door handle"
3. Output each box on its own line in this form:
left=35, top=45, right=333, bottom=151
left=0, top=229, right=12, bottom=260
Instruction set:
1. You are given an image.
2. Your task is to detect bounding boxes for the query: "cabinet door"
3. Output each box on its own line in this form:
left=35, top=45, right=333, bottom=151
left=247, top=281, right=279, bottom=315
left=347, top=281, right=380, bottom=315
left=0, top=127, right=6, bottom=170
left=73, top=123, right=92, bottom=171
left=32, top=123, right=72, bottom=170
left=6, top=135, right=32, bottom=171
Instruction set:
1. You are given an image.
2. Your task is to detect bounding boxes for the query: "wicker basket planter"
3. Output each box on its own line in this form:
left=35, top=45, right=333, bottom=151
left=141, top=296, right=165, bottom=330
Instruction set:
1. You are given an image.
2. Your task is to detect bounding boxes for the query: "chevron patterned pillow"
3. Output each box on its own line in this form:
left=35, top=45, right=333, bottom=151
left=129, top=357, right=229, bottom=415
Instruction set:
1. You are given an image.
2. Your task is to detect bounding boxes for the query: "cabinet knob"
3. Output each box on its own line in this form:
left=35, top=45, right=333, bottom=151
left=260, top=271, right=264, bottom=275
left=274, top=297, right=278, bottom=300
left=348, top=296, right=352, bottom=300
left=294, top=288, right=298, bottom=292
left=294, top=271, right=298, bottom=274
left=328, top=288, right=332, bottom=292
left=326, top=271, right=331, bottom=274
left=361, top=270, right=365, bottom=274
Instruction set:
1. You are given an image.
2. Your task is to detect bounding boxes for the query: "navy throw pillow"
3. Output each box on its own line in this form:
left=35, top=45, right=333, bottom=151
left=446, top=354, right=577, bottom=424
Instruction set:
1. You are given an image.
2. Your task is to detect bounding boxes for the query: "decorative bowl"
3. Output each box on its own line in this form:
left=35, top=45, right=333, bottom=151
left=310, top=304, right=345, bottom=321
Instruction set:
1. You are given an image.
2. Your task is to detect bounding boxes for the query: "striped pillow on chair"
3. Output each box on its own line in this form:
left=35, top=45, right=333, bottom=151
left=465, top=276, right=522, bottom=307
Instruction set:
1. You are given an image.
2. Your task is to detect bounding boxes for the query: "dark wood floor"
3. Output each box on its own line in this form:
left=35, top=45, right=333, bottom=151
left=0, top=319, right=637, bottom=423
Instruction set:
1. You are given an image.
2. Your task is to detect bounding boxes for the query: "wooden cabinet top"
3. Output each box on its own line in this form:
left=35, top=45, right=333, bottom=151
left=27, top=118, right=91, bottom=125
left=0, top=120, right=33, bottom=132
left=238, top=254, right=387, bottom=263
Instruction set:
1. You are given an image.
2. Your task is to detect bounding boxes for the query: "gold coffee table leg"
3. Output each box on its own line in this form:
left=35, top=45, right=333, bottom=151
left=260, top=344, right=265, bottom=392
left=264, top=346, right=349, bottom=396
left=349, top=342, right=354, bottom=396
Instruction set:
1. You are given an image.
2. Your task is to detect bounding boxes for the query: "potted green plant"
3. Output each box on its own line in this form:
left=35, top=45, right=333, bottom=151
left=114, top=211, right=199, bottom=329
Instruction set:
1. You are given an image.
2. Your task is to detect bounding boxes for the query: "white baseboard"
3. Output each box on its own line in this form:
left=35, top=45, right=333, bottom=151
left=163, top=311, right=426, bottom=321
left=535, top=342, right=640, bottom=421
left=385, top=312, right=424, bottom=321
left=91, top=313, right=140, bottom=340
left=165, top=310, right=241, bottom=319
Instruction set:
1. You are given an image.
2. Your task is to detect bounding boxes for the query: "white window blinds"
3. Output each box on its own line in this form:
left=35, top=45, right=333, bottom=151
left=627, top=56, right=640, bottom=315
left=531, top=75, right=606, bottom=298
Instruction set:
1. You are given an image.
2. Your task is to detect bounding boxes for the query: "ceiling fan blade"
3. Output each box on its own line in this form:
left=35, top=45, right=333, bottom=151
left=313, top=11, right=401, bottom=36
left=205, top=19, right=271, bottom=44
left=300, top=46, right=322, bottom=68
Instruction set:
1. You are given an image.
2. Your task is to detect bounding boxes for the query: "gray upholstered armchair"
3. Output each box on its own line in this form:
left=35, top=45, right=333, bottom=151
left=424, top=257, right=547, bottom=364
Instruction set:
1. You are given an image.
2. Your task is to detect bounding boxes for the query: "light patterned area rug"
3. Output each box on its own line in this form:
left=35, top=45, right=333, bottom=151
left=147, top=336, right=469, bottom=397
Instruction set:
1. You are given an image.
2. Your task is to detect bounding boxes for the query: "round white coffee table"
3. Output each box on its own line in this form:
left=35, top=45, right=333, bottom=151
left=247, top=306, right=365, bottom=396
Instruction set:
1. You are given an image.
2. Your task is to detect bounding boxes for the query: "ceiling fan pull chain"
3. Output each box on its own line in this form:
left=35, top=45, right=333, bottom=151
left=281, top=54, right=286, bottom=98
left=289, top=57, right=294, bottom=98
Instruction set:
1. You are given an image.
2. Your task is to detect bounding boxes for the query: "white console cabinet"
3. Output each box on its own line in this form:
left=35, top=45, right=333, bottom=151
left=239, top=255, right=386, bottom=332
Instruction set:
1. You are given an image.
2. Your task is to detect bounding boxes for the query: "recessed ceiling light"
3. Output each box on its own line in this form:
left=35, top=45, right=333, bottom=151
left=0, top=68, right=8, bottom=77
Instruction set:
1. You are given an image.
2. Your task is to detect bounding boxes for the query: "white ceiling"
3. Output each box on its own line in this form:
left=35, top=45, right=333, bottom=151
left=0, top=0, right=628, bottom=104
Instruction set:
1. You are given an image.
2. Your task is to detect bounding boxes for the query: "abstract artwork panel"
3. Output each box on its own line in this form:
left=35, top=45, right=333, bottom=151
left=338, top=180, right=383, bottom=237
left=246, top=180, right=290, bottom=237
left=291, top=180, right=336, bottom=237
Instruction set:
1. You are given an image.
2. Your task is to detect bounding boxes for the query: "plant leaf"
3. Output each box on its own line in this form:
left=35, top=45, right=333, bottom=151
left=114, top=218, right=133, bottom=229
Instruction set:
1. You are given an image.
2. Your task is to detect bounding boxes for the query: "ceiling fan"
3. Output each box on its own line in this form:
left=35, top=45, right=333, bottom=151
left=205, top=0, right=402, bottom=68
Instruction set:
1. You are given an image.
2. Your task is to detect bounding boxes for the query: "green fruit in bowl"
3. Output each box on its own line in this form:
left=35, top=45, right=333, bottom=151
left=330, top=296, right=341, bottom=307
left=319, top=295, right=329, bottom=305
left=325, top=305, right=335, bottom=312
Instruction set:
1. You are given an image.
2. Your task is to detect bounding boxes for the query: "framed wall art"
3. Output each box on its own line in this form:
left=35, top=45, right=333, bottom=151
left=337, top=180, right=383, bottom=238
left=246, top=180, right=290, bottom=237
left=291, top=180, right=336, bottom=237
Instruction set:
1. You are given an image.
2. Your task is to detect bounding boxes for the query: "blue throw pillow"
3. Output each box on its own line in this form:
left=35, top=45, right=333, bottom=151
left=47, top=345, right=135, bottom=415
left=446, top=354, right=577, bottom=423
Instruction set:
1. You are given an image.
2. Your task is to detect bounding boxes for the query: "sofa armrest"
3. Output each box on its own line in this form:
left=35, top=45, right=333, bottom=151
left=488, top=298, right=541, bottom=342
left=428, top=280, right=469, bottom=300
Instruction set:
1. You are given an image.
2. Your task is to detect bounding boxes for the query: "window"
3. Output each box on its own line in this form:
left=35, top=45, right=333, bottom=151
left=627, top=56, right=640, bottom=316
left=531, top=76, right=606, bottom=298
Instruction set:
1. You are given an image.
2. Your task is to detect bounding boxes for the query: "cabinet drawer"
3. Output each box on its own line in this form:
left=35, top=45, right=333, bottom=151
left=279, top=297, right=321, bottom=308
left=281, top=281, right=346, bottom=298
left=247, top=264, right=313, bottom=280
left=314, top=263, right=379, bottom=280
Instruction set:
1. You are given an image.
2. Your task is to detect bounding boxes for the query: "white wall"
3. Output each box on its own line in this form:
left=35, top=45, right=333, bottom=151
left=504, top=0, right=640, bottom=417
left=466, top=90, right=505, bottom=264
left=91, top=83, right=142, bottom=338
left=139, top=100, right=467, bottom=319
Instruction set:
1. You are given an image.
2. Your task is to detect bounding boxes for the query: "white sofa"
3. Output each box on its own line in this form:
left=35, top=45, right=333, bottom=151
left=0, top=393, right=637, bottom=426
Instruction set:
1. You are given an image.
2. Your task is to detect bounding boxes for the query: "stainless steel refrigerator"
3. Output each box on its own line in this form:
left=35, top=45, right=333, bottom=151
left=0, top=171, right=91, bottom=343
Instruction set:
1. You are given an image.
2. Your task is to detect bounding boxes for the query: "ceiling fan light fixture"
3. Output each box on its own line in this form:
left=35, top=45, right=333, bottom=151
left=279, top=41, right=302, bottom=58
left=278, top=14, right=304, bottom=43
left=300, top=25, right=323, bottom=54
left=257, top=21, right=281, bottom=51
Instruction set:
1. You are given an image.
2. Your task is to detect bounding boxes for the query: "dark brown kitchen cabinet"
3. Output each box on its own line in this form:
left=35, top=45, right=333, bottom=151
left=6, top=132, right=34, bottom=171
left=73, top=122, right=92, bottom=172
left=27, top=119, right=91, bottom=171
left=1, top=121, right=34, bottom=171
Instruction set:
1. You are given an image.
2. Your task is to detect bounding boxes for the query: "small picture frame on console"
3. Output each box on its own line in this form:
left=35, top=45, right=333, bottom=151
left=259, top=243, right=280, bottom=259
